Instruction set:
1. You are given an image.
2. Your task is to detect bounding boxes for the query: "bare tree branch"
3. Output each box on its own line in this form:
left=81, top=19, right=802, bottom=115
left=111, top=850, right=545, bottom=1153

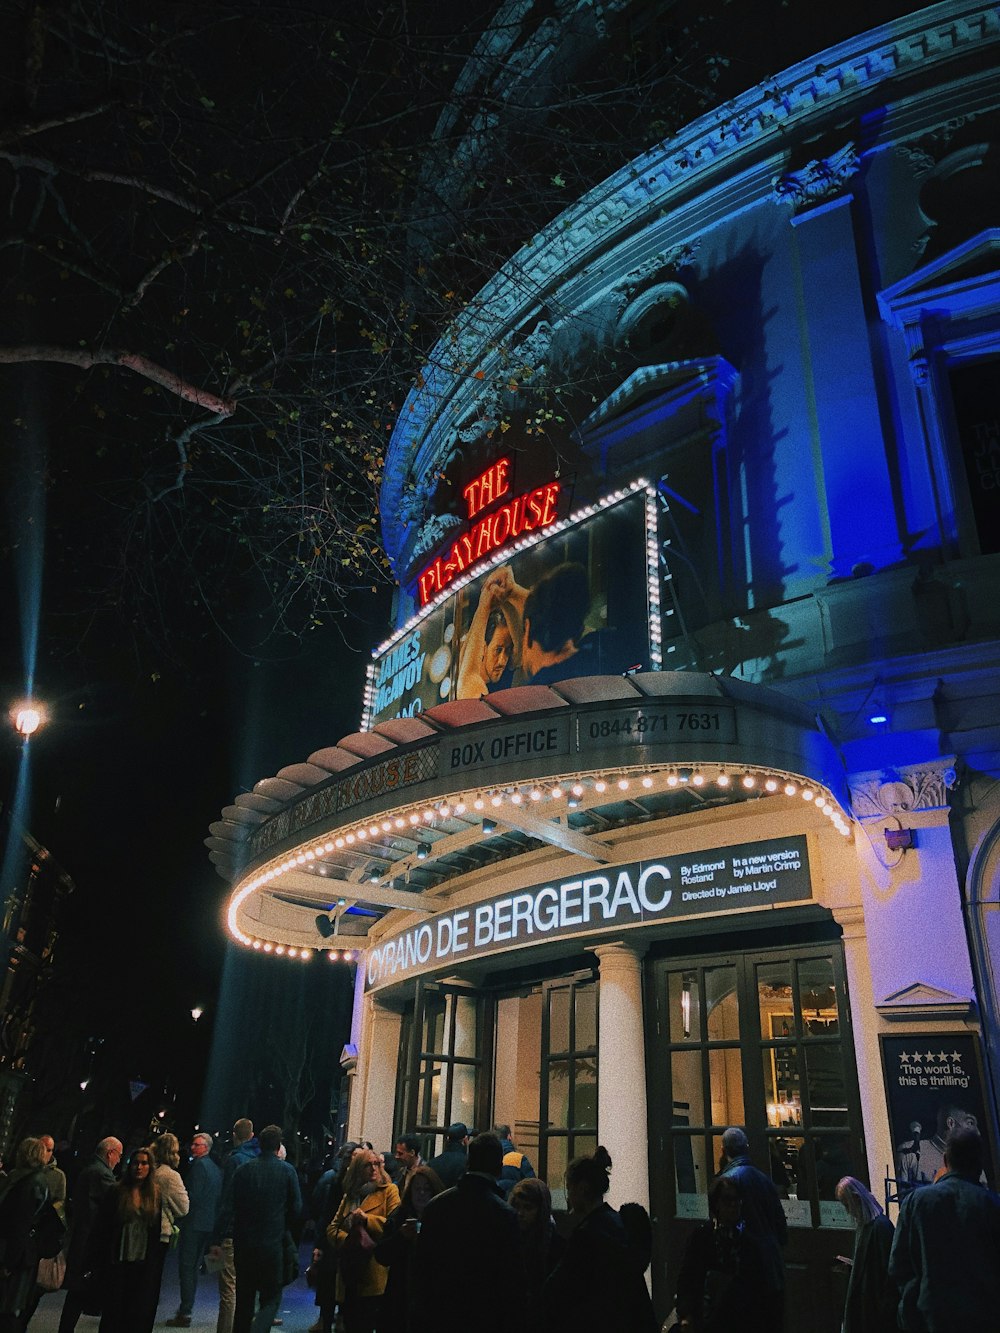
left=0, top=345, right=236, bottom=414
left=0, top=102, right=118, bottom=148
left=0, top=149, right=205, bottom=213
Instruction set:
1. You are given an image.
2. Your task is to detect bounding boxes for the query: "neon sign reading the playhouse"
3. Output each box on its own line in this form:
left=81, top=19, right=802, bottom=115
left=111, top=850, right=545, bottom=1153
left=416, top=457, right=561, bottom=606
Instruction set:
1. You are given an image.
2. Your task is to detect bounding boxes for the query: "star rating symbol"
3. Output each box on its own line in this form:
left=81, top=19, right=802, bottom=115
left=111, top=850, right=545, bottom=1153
left=951, top=1051, right=962, bottom=1063
left=899, top=1051, right=910, bottom=1063
left=938, top=1050, right=948, bottom=1062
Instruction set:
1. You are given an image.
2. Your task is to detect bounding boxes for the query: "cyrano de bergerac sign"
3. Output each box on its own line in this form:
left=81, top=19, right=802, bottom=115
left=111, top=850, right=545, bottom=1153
left=366, top=835, right=810, bottom=989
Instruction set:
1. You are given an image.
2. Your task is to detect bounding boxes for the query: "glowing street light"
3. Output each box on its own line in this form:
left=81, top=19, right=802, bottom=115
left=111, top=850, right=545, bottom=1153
left=191, top=1006, right=204, bottom=1022
left=10, top=700, right=47, bottom=739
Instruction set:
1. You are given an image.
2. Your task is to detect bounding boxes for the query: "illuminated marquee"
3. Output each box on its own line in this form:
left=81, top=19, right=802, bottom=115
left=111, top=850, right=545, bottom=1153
left=365, top=836, right=811, bottom=989
left=416, top=457, right=561, bottom=606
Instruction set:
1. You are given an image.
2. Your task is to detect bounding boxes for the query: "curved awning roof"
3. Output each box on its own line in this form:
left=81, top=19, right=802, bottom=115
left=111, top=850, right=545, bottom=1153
left=212, top=671, right=853, bottom=953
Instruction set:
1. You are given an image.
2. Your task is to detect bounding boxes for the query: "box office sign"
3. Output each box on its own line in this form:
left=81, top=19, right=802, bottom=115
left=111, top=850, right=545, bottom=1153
left=881, top=1033, right=995, bottom=1191
left=365, top=834, right=810, bottom=989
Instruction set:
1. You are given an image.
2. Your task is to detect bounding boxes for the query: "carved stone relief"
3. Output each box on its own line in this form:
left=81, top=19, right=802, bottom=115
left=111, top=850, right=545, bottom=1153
left=850, top=758, right=958, bottom=820
left=772, top=142, right=860, bottom=210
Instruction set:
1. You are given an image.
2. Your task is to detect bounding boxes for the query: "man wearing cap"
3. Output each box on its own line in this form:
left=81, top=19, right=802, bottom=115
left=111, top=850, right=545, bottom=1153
left=492, top=1124, right=535, bottom=1198
left=427, top=1123, right=469, bottom=1189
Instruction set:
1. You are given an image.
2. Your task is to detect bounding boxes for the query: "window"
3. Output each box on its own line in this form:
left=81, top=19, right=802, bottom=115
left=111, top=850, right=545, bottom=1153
left=654, top=945, right=864, bottom=1229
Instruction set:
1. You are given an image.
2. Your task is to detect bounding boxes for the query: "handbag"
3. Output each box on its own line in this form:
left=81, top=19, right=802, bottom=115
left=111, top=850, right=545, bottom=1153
left=338, top=1221, right=375, bottom=1289
left=36, top=1251, right=67, bottom=1292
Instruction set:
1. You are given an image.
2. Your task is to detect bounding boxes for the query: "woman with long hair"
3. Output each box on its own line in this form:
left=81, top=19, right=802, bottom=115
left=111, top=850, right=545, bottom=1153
left=88, top=1146, right=165, bottom=1333
left=0, top=1136, right=64, bottom=1331
left=835, top=1176, right=897, bottom=1333
left=543, top=1146, right=656, bottom=1333
left=373, top=1164, right=443, bottom=1333
left=509, top=1176, right=567, bottom=1333
left=328, top=1149, right=400, bottom=1333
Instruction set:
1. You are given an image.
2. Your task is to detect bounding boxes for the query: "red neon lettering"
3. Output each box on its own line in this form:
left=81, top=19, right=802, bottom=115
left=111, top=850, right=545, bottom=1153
left=463, top=457, right=511, bottom=519
left=416, top=477, right=562, bottom=606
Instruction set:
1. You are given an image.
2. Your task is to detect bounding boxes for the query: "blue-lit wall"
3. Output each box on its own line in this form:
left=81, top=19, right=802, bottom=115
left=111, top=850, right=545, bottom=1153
left=379, top=1, right=1000, bottom=1148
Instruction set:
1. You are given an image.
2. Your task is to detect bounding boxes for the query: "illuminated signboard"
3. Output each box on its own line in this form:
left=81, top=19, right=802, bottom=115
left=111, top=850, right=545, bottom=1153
left=366, top=835, right=811, bottom=989
left=367, top=489, right=653, bottom=727
left=416, top=458, right=561, bottom=606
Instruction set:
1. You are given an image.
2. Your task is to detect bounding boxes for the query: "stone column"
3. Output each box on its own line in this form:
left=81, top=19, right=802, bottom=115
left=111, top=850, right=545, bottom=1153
left=830, top=904, right=892, bottom=1193
left=349, top=993, right=401, bottom=1149
left=591, top=941, right=649, bottom=1212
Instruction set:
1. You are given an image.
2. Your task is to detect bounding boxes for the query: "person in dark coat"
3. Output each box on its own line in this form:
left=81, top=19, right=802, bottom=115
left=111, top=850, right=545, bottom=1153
left=410, top=1133, right=522, bottom=1333
left=373, top=1165, right=443, bottom=1333
left=888, top=1126, right=1000, bottom=1332
left=674, top=1176, right=767, bottom=1333
left=542, top=1145, right=656, bottom=1333
left=509, top=1177, right=566, bottom=1333
left=426, top=1124, right=469, bottom=1189
left=167, top=1131, right=223, bottom=1328
left=0, top=1137, right=64, bottom=1332
left=87, top=1146, right=165, bottom=1333
left=230, top=1124, right=302, bottom=1333
left=718, top=1127, right=788, bottom=1329
left=56, top=1136, right=123, bottom=1333
left=835, top=1176, right=897, bottom=1333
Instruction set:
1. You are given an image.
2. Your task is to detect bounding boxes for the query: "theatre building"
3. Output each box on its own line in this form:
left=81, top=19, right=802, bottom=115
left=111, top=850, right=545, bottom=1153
left=209, top=4, right=1000, bottom=1326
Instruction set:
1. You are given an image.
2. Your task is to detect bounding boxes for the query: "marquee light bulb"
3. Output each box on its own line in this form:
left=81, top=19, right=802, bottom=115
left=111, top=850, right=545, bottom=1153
left=742, top=774, right=756, bottom=789
left=765, top=779, right=778, bottom=792
left=617, top=777, right=630, bottom=791
left=572, top=784, right=584, bottom=797
left=641, top=776, right=653, bottom=788
left=594, top=779, right=607, bottom=793
left=474, top=797, right=485, bottom=810
left=717, top=773, right=731, bottom=787
left=802, top=789, right=814, bottom=801
left=692, top=773, right=705, bottom=787
left=784, top=783, right=797, bottom=796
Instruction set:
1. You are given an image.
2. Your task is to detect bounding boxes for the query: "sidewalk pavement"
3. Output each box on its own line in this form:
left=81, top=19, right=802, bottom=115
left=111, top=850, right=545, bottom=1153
left=27, top=1242, right=320, bottom=1333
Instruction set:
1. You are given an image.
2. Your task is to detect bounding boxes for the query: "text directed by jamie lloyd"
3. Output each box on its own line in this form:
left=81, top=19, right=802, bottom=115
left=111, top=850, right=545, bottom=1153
left=366, top=835, right=810, bottom=989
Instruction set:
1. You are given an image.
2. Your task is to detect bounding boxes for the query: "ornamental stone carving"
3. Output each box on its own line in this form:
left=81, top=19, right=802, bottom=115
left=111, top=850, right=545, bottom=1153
left=613, top=243, right=699, bottom=307
left=850, top=758, right=958, bottom=820
left=772, top=142, right=860, bottom=209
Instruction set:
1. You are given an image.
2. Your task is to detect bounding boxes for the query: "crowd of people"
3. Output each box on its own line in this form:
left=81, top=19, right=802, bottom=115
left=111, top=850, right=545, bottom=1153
left=0, top=1115, right=997, bottom=1332
left=671, top=1123, right=1000, bottom=1333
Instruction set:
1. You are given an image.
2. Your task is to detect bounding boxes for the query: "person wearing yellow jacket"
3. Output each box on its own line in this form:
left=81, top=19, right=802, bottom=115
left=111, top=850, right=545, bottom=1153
left=328, top=1150, right=400, bottom=1333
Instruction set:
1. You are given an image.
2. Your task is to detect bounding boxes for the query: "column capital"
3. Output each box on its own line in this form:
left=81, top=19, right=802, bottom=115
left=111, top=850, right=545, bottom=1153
left=589, top=940, right=647, bottom=984
left=829, top=904, right=866, bottom=941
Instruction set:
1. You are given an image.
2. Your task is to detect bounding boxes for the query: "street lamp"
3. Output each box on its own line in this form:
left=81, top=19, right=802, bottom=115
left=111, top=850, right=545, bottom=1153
left=191, top=1006, right=204, bottom=1022
left=9, top=700, right=47, bottom=740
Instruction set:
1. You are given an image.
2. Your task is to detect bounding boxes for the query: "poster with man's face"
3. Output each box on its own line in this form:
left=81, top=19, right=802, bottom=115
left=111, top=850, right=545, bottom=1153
left=880, top=1033, right=994, bottom=1191
left=367, top=494, right=651, bottom=727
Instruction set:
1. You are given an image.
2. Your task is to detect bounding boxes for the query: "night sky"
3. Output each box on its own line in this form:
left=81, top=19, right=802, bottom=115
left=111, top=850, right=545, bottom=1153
left=0, top=0, right=919, bottom=1151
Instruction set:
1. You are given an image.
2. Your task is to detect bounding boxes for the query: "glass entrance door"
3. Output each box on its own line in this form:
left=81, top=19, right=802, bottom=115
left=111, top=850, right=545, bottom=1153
left=649, top=943, right=863, bottom=1333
